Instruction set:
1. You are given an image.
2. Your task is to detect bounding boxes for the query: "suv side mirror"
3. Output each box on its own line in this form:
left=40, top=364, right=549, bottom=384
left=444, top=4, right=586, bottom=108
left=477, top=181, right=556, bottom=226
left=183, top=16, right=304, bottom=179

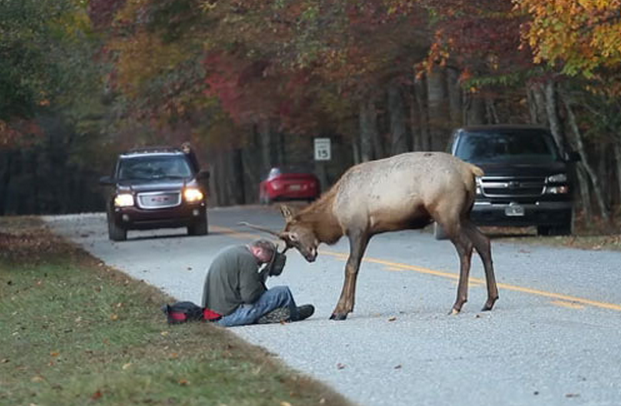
left=99, top=176, right=115, bottom=186
left=197, top=170, right=210, bottom=180
left=567, top=151, right=581, bottom=162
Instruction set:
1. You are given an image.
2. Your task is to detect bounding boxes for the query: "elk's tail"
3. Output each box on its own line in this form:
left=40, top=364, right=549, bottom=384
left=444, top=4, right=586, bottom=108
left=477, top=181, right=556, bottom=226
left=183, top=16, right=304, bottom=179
left=467, top=163, right=484, bottom=177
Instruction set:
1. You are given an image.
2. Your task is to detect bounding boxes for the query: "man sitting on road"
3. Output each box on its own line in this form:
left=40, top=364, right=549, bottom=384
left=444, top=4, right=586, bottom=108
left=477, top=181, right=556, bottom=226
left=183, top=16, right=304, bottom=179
left=201, top=239, right=314, bottom=327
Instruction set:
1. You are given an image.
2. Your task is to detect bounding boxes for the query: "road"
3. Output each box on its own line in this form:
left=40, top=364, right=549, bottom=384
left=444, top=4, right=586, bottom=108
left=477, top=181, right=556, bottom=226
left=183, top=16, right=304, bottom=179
left=46, top=206, right=621, bottom=406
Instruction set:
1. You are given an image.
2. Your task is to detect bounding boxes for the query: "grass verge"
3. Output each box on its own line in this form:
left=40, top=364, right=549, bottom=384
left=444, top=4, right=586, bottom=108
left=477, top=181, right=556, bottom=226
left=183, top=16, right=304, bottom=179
left=0, top=216, right=353, bottom=406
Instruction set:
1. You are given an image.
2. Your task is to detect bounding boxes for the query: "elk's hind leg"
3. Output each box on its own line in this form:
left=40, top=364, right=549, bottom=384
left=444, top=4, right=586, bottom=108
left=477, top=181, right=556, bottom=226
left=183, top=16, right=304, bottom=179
left=434, top=206, right=474, bottom=314
left=448, top=225, right=474, bottom=315
left=463, top=219, right=498, bottom=311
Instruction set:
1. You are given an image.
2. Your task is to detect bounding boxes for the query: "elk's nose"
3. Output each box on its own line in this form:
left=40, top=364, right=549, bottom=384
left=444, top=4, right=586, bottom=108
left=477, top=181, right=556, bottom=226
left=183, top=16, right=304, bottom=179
left=306, top=248, right=317, bottom=262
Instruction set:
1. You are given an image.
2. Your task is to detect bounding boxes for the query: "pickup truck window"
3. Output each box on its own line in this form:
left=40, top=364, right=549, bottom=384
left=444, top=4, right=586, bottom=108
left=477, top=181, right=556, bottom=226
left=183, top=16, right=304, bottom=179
left=455, top=131, right=560, bottom=163
left=118, top=155, right=192, bottom=180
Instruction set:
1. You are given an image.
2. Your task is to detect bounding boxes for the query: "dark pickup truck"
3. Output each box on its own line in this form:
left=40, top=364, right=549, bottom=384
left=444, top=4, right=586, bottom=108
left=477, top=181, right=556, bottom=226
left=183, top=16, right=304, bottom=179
left=437, top=125, right=579, bottom=238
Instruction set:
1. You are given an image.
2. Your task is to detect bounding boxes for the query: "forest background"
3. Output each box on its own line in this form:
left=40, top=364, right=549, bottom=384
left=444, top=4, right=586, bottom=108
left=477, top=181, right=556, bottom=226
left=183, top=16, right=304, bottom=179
left=1, top=0, right=620, bottom=231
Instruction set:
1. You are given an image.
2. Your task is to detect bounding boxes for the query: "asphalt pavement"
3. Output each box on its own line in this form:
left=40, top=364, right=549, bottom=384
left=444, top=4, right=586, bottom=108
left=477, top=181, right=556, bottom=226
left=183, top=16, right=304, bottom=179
left=45, top=206, right=621, bottom=406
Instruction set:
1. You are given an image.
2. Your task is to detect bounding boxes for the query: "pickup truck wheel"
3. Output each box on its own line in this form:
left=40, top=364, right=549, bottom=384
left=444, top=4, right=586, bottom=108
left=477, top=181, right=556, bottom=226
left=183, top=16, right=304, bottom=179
left=188, top=213, right=208, bottom=236
left=536, top=225, right=551, bottom=236
left=108, top=217, right=127, bottom=241
left=537, top=224, right=572, bottom=236
left=433, top=223, right=449, bottom=240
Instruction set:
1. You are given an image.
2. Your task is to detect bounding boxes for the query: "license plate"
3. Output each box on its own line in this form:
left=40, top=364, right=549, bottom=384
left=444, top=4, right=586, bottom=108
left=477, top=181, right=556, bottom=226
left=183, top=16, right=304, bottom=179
left=289, top=184, right=302, bottom=191
left=505, top=205, right=525, bottom=216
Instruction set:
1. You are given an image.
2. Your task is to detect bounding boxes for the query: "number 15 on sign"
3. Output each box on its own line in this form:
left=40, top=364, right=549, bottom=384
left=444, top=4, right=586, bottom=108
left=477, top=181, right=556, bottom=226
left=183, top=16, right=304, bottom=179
left=314, top=138, right=331, bottom=161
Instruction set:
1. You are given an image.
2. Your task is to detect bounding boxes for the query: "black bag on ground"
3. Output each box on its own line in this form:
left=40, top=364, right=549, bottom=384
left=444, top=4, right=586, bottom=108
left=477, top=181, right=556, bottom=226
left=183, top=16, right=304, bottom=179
left=162, top=301, right=207, bottom=324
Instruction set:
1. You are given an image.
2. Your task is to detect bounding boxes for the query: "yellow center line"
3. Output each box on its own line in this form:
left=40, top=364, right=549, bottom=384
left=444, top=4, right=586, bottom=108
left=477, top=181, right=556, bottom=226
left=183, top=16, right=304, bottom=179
left=212, top=225, right=621, bottom=312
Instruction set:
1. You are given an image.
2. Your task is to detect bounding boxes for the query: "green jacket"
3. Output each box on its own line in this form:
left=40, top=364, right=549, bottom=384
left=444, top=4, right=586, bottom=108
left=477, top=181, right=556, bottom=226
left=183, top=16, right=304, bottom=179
left=200, top=245, right=266, bottom=316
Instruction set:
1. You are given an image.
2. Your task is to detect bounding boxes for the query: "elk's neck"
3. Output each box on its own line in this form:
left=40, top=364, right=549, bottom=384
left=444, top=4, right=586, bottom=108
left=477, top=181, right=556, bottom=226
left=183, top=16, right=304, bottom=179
left=298, top=192, right=343, bottom=245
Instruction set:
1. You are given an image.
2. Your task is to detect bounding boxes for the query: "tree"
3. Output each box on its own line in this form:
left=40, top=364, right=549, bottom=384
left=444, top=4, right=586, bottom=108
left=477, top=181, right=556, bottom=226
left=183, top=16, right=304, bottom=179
left=516, top=0, right=621, bottom=77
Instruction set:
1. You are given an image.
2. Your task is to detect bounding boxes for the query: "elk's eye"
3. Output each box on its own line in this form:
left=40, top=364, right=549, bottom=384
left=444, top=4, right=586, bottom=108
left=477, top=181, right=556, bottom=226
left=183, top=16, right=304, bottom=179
left=289, top=233, right=298, bottom=242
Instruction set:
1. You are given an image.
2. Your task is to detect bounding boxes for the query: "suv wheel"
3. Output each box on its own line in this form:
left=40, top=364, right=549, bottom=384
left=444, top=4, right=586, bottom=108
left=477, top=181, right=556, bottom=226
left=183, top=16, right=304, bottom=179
left=188, top=212, right=208, bottom=236
left=108, top=215, right=127, bottom=242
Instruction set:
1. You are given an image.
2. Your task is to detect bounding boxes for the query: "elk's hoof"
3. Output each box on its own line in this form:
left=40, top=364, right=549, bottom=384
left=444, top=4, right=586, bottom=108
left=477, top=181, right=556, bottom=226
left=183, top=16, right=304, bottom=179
left=482, top=297, right=498, bottom=311
left=330, top=313, right=348, bottom=321
left=448, top=308, right=460, bottom=316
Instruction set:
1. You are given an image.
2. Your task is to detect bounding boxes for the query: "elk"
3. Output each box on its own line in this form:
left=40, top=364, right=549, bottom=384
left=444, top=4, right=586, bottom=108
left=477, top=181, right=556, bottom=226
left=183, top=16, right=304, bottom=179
left=242, top=151, right=498, bottom=320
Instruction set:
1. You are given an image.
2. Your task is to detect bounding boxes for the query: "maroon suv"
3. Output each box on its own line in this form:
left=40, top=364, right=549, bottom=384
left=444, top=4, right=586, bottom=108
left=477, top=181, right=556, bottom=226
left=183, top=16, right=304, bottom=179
left=99, top=147, right=209, bottom=241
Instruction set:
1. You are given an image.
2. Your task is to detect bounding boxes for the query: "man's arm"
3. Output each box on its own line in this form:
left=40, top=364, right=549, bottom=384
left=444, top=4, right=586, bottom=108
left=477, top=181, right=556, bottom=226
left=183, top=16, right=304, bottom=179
left=238, top=260, right=266, bottom=304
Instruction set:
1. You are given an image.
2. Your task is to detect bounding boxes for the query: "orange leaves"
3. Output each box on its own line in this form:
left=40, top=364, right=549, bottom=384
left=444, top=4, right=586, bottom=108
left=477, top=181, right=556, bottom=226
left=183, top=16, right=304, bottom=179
left=517, top=0, right=621, bottom=75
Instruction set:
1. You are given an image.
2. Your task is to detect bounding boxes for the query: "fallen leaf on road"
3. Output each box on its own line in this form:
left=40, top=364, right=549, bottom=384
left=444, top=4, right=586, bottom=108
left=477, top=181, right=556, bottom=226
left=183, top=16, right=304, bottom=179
left=394, top=364, right=402, bottom=369
left=388, top=316, right=397, bottom=322
left=336, top=363, right=346, bottom=370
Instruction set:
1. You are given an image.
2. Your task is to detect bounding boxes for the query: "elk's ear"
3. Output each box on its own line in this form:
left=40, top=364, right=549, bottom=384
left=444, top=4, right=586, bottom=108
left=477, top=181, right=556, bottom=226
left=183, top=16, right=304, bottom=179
left=279, top=205, right=295, bottom=223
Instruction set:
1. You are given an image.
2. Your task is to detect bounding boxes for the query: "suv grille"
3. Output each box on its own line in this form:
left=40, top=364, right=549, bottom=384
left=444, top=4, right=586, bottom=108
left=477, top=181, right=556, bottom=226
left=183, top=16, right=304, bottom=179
left=137, top=191, right=182, bottom=209
left=480, top=176, right=545, bottom=198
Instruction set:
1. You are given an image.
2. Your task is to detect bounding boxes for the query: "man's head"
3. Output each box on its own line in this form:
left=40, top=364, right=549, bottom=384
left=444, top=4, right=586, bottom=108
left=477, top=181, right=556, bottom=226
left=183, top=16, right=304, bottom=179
left=249, top=239, right=276, bottom=264
left=180, top=142, right=192, bottom=154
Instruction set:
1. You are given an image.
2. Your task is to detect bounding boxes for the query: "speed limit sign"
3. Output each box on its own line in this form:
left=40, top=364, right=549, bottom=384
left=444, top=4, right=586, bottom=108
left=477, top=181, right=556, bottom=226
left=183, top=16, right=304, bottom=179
left=314, top=138, right=331, bottom=161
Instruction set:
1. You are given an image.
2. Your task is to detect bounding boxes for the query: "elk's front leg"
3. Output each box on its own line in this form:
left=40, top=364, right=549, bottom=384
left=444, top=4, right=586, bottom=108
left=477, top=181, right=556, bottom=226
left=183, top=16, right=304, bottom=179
left=331, top=231, right=369, bottom=320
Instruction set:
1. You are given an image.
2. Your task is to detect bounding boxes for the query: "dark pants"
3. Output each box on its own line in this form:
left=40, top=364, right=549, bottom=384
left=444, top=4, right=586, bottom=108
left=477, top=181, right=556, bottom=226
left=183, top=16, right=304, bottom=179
left=216, top=285, right=299, bottom=327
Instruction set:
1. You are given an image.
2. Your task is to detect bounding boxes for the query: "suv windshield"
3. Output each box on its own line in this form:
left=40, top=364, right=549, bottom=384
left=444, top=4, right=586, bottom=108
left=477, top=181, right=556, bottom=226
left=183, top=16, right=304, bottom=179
left=118, top=155, right=192, bottom=180
left=454, top=130, right=560, bottom=163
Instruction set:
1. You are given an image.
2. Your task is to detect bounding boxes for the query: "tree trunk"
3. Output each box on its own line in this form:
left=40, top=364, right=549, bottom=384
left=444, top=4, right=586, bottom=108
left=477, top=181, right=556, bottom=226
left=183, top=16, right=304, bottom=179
left=388, top=82, right=408, bottom=155
left=359, top=97, right=375, bottom=162
left=258, top=119, right=272, bottom=172
left=352, top=133, right=361, bottom=164
left=0, top=151, right=13, bottom=215
left=543, top=80, right=567, bottom=157
left=576, top=164, right=593, bottom=222
left=615, top=142, right=621, bottom=212
left=413, top=76, right=430, bottom=150
left=527, top=82, right=548, bottom=125
left=426, top=65, right=449, bottom=150
left=485, top=97, right=500, bottom=124
left=464, top=90, right=485, bottom=125
left=562, top=95, right=610, bottom=222
left=446, top=67, right=462, bottom=128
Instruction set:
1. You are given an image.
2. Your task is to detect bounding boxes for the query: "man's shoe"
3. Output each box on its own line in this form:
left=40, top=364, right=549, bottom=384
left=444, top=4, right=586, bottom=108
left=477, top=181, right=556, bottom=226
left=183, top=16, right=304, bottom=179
left=257, top=307, right=291, bottom=324
left=296, top=304, right=315, bottom=321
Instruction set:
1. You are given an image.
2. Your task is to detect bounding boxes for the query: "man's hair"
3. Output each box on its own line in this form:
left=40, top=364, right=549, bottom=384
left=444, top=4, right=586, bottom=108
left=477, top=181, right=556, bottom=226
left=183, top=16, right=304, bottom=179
left=251, top=239, right=276, bottom=256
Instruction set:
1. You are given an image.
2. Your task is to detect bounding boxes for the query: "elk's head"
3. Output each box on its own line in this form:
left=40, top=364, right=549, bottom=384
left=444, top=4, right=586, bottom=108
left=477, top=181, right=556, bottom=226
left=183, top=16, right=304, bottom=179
left=238, top=205, right=319, bottom=262
left=278, top=205, right=319, bottom=262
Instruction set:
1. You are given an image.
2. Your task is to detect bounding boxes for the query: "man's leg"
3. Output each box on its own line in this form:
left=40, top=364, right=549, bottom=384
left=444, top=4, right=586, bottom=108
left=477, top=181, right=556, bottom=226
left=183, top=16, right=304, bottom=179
left=217, top=286, right=299, bottom=327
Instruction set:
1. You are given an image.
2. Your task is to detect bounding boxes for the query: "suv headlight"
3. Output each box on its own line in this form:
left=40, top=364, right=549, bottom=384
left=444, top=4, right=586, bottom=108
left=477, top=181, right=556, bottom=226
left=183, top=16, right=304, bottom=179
left=114, top=193, right=134, bottom=207
left=547, top=173, right=567, bottom=183
left=184, top=188, right=204, bottom=202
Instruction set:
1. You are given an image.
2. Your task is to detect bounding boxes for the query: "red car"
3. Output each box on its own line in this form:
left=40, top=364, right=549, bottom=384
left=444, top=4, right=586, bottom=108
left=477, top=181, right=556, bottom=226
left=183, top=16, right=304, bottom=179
left=259, top=166, right=320, bottom=204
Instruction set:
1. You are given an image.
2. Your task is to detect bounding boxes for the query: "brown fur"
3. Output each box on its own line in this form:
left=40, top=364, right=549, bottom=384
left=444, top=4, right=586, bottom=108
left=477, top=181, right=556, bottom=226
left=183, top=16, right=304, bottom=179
left=275, top=152, right=498, bottom=320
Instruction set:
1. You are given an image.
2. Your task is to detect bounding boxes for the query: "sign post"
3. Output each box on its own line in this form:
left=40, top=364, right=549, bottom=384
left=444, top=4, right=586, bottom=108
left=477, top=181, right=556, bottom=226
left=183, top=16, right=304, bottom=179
left=313, top=138, right=331, bottom=192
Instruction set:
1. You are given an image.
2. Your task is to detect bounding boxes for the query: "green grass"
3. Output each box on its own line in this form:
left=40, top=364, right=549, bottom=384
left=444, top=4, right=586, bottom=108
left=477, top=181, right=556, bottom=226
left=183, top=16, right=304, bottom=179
left=0, top=217, right=351, bottom=406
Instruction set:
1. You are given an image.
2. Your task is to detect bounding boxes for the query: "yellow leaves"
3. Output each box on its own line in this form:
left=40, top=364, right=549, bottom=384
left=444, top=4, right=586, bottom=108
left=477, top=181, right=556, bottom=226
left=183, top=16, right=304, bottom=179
left=109, top=30, right=188, bottom=98
left=518, top=0, right=621, bottom=75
